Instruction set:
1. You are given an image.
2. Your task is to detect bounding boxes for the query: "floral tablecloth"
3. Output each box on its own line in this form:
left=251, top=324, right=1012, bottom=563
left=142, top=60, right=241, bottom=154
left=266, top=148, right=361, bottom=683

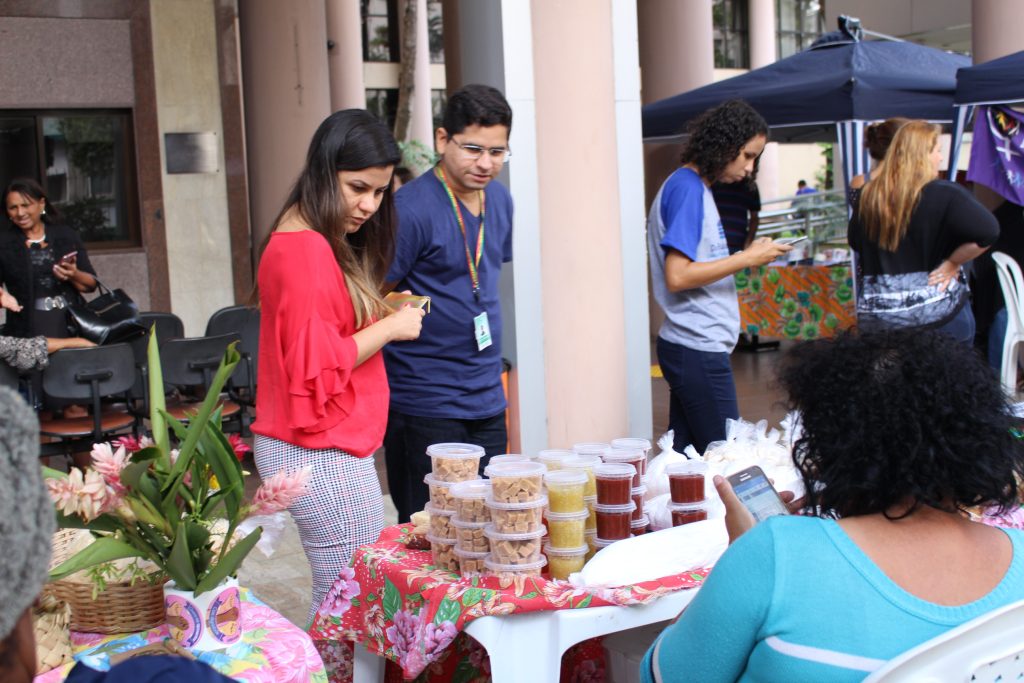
left=735, top=264, right=855, bottom=340
left=34, top=588, right=326, bottom=683
left=309, top=524, right=708, bottom=682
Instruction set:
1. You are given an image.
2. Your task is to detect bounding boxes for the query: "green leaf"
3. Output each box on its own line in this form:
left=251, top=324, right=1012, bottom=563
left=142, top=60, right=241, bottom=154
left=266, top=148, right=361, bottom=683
left=382, top=577, right=401, bottom=621
left=49, top=537, right=144, bottom=581
left=184, top=521, right=211, bottom=557
left=41, top=466, right=68, bottom=480
left=147, top=327, right=169, bottom=458
left=54, top=510, right=121, bottom=533
left=166, top=528, right=197, bottom=590
left=129, top=446, right=161, bottom=463
left=193, top=526, right=262, bottom=596
left=197, top=424, right=243, bottom=520
left=433, top=596, right=461, bottom=625
left=350, top=597, right=361, bottom=607
left=460, top=588, right=485, bottom=607
left=574, top=595, right=592, bottom=609
left=451, top=659, right=480, bottom=683
left=520, top=591, right=538, bottom=600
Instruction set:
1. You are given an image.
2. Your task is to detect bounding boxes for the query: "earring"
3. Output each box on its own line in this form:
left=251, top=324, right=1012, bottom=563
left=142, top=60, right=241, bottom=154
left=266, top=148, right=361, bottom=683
left=40, top=207, right=46, bottom=216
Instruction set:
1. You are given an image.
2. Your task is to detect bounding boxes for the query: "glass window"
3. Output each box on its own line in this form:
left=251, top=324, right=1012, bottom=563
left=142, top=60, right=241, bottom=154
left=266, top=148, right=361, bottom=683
left=713, top=0, right=749, bottom=69
left=365, top=88, right=399, bottom=130
left=0, top=110, right=138, bottom=248
left=776, top=0, right=823, bottom=59
left=427, top=0, right=444, bottom=64
left=362, top=0, right=399, bottom=62
left=431, top=89, right=446, bottom=130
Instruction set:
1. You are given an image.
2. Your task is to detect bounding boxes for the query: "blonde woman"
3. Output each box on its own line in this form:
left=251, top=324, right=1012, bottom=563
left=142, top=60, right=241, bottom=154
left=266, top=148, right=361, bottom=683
left=848, top=120, right=999, bottom=341
left=251, top=110, right=424, bottom=627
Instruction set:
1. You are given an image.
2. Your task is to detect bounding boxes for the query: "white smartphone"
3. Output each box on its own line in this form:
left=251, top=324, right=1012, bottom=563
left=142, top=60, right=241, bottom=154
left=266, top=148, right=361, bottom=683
left=726, top=465, right=789, bottom=522
left=774, top=236, right=808, bottom=246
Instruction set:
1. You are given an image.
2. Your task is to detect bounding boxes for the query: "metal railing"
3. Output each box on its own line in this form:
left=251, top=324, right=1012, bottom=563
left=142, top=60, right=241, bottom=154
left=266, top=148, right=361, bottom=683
left=757, top=189, right=849, bottom=251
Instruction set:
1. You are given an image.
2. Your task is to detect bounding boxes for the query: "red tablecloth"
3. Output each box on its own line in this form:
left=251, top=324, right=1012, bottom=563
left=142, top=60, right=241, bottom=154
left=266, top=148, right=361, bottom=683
left=309, top=525, right=708, bottom=681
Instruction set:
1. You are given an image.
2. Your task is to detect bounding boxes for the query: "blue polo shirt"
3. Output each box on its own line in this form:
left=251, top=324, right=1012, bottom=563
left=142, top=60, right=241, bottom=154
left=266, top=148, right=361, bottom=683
left=384, top=169, right=513, bottom=419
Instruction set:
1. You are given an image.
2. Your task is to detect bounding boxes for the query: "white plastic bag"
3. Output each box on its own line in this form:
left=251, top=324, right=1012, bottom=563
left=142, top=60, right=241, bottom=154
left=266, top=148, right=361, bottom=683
left=645, top=431, right=699, bottom=500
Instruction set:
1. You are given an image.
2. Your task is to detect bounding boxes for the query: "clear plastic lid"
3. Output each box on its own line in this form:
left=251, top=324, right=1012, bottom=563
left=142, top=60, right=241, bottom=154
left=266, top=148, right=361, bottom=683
left=560, top=454, right=602, bottom=470
left=425, top=473, right=481, bottom=488
left=543, top=543, right=589, bottom=557
left=592, top=537, right=618, bottom=549
left=572, top=442, right=611, bottom=457
left=537, top=449, right=575, bottom=468
left=426, top=443, right=485, bottom=459
left=453, top=547, right=490, bottom=559
left=631, top=515, right=650, bottom=528
left=611, top=437, right=652, bottom=451
left=483, top=524, right=547, bottom=541
left=426, top=534, right=457, bottom=545
left=602, top=449, right=644, bottom=463
left=666, top=461, right=708, bottom=475
left=483, top=461, right=547, bottom=479
left=424, top=502, right=455, bottom=517
left=488, top=454, right=534, bottom=466
left=484, top=494, right=549, bottom=511
left=544, top=508, right=590, bottom=521
left=484, top=555, right=547, bottom=574
left=593, top=501, right=637, bottom=514
left=450, top=515, right=490, bottom=529
left=449, top=479, right=492, bottom=499
left=543, top=470, right=588, bottom=487
left=668, top=500, right=709, bottom=512
left=631, top=484, right=648, bottom=496
left=592, top=463, right=636, bottom=479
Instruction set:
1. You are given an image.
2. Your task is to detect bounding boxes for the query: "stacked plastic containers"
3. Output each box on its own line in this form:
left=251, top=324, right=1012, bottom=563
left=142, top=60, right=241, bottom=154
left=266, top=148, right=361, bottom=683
left=560, top=454, right=601, bottom=561
left=665, top=460, right=709, bottom=526
left=483, top=461, right=549, bottom=577
left=610, top=437, right=652, bottom=535
left=449, top=479, right=493, bottom=575
left=424, top=443, right=484, bottom=572
left=543, top=466, right=590, bottom=580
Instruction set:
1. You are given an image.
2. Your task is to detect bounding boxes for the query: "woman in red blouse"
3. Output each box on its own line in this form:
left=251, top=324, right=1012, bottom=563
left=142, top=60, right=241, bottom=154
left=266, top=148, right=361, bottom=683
left=251, top=110, right=424, bottom=627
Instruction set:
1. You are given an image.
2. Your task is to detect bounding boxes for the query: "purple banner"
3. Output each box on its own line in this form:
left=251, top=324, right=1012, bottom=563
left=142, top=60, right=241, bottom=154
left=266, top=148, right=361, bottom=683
left=967, top=105, right=1024, bottom=205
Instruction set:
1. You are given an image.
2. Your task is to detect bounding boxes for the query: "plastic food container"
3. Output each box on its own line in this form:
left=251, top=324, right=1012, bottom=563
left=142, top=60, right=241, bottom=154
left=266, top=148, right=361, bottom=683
left=484, top=525, right=547, bottom=565
left=591, top=536, right=617, bottom=552
left=631, top=514, right=650, bottom=536
left=424, top=473, right=480, bottom=512
left=594, top=501, right=637, bottom=541
left=427, top=534, right=459, bottom=572
left=537, top=449, right=575, bottom=471
left=560, top=454, right=601, bottom=498
left=544, top=508, right=589, bottom=549
left=602, top=448, right=644, bottom=488
left=486, top=494, right=548, bottom=534
left=584, top=496, right=597, bottom=531
left=593, top=463, right=635, bottom=505
left=425, top=503, right=457, bottom=540
left=451, top=516, right=490, bottom=553
left=544, top=543, right=589, bottom=580
left=487, top=454, right=534, bottom=467
left=484, top=461, right=546, bottom=503
left=428, top=443, right=484, bottom=482
left=631, top=484, right=647, bottom=521
left=450, top=479, right=492, bottom=523
left=544, top=469, right=588, bottom=513
left=666, top=461, right=708, bottom=504
left=584, top=530, right=597, bottom=561
left=572, top=442, right=611, bottom=459
left=454, top=548, right=490, bottom=575
left=484, top=555, right=547, bottom=578
left=610, top=437, right=652, bottom=475
left=669, top=501, right=709, bottom=527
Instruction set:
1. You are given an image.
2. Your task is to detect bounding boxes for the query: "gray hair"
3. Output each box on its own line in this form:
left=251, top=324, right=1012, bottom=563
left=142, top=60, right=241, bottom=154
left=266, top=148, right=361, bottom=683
left=0, top=386, right=53, bottom=639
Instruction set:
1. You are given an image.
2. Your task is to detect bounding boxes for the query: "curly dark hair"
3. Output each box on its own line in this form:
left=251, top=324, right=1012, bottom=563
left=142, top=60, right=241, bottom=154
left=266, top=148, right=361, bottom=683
left=777, top=329, right=1024, bottom=519
left=679, top=100, right=768, bottom=182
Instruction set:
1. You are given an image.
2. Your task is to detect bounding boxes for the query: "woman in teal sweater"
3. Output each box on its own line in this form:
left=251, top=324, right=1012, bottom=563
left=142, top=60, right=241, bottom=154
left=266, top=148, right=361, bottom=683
left=644, top=329, right=1024, bottom=682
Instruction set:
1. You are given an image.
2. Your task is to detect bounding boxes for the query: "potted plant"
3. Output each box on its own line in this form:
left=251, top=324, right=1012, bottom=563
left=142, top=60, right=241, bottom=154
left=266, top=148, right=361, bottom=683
left=43, top=331, right=308, bottom=648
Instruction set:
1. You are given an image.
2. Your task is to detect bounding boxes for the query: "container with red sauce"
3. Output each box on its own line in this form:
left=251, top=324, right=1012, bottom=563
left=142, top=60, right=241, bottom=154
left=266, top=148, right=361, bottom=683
left=669, top=501, right=709, bottom=527
left=666, top=461, right=708, bottom=504
left=610, top=437, right=651, bottom=476
left=630, top=484, right=647, bottom=521
left=602, top=449, right=644, bottom=488
left=593, top=501, right=636, bottom=540
left=593, top=463, right=635, bottom=505
left=631, top=514, right=650, bottom=536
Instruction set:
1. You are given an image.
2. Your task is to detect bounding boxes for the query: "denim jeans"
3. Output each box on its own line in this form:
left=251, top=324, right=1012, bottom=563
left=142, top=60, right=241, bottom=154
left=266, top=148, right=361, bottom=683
left=936, top=302, right=976, bottom=345
left=383, top=409, right=507, bottom=523
left=656, top=337, right=739, bottom=455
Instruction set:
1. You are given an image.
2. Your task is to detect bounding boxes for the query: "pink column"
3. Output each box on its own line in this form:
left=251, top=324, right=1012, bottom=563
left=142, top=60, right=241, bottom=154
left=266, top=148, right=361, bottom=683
left=749, top=0, right=778, bottom=201
left=409, top=0, right=434, bottom=146
left=972, top=0, right=1024, bottom=63
left=325, top=0, right=366, bottom=110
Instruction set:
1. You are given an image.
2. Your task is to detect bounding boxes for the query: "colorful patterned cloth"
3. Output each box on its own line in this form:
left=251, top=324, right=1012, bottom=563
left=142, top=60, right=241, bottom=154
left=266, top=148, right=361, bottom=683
left=309, top=524, right=708, bottom=681
left=33, top=588, right=326, bottom=683
left=735, top=264, right=855, bottom=340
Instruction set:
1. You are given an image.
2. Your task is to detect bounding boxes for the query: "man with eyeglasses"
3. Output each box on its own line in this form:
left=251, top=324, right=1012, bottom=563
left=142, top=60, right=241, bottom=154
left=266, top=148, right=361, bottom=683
left=383, top=84, right=514, bottom=523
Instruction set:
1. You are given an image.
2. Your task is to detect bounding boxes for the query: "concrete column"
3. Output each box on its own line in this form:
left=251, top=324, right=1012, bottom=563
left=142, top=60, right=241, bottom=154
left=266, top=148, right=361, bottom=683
left=239, top=0, right=332, bottom=251
left=972, top=0, right=1024, bottom=63
left=409, top=0, right=434, bottom=145
left=749, top=0, right=778, bottom=201
left=325, top=0, right=366, bottom=110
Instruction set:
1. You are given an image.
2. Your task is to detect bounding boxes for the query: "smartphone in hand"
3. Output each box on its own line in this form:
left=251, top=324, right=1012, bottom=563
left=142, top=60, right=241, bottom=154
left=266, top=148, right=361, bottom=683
left=59, top=251, right=78, bottom=264
left=726, top=465, right=789, bottom=522
left=774, top=236, right=808, bottom=246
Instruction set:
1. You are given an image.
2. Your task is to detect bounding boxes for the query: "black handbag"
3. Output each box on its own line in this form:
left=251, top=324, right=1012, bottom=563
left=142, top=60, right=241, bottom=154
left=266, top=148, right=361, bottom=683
left=66, top=280, right=145, bottom=345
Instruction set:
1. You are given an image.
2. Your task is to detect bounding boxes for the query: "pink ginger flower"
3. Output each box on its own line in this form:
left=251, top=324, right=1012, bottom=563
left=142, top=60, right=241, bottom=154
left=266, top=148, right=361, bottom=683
left=250, top=466, right=312, bottom=515
left=90, top=442, right=130, bottom=493
left=227, top=433, right=252, bottom=461
left=47, top=469, right=112, bottom=521
left=113, top=435, right=153, bottom=452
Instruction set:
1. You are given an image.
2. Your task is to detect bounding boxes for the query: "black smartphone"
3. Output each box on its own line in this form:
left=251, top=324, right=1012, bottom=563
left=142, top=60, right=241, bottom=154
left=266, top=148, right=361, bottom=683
left=726, top=465, right=789, bottom=522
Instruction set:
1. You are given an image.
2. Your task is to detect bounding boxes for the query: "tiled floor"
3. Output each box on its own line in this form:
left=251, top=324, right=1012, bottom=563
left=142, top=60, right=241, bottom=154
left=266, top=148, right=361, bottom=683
left=240, top=341, right=794, bottom=627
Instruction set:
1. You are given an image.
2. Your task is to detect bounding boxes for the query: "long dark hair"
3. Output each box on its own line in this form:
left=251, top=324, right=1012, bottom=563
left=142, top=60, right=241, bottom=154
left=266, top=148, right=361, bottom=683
left=4, top=177, right=60, bottom=225
left=255, top=109, right=401, bottom=326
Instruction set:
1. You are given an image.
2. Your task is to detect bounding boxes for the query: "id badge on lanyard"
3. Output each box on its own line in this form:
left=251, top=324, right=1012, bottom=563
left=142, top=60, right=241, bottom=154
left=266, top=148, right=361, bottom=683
left=474, top=311, right=492, bottom=351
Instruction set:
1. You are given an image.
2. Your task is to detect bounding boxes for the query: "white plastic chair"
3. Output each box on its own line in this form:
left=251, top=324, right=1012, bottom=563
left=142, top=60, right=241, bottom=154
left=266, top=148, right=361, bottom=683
left=862, top=598, right=1024, bottom=682
left=991, top=252, right=1024, bottom=396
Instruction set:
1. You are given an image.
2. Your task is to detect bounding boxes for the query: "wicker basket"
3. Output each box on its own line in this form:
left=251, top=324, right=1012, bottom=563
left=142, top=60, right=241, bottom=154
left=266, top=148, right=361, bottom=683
left=47, top=529, right=167, bottom=634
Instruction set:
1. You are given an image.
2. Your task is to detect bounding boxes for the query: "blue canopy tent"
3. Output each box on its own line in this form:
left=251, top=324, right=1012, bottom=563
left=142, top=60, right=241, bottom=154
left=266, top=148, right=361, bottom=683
left=947, top=50, right=1024, bottom=175
left=642, top=35, right=970, bottom=195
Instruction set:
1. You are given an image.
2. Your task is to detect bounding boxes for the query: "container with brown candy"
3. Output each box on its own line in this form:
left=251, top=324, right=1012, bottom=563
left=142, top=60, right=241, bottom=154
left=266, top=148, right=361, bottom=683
left=454, top=547, right=490, bottom=575
left=484, top=555, right=547, bottom=578
left=451, top=516, right=490, bottom=553
left=427, top=534, right=459, bottom=572
left=484, top=525, right=546, bottom=565
left=424, top=473, right=481, bottom=512
left=450, top=479, right=492, bottom=523
left=486, top=494, right=548, bottom=534
left=593, top=463, right=635, bottom=505
left=424, top=503, right=457, bottom=540
left=487, top=454, right=534, bottom=467
left=484, top=460, right=546, bottom=503
left=593, top=501, right=636, bottom=541
left=428, top=443, right=485, bottom=483
left=669, top=501, right=709, bottom=526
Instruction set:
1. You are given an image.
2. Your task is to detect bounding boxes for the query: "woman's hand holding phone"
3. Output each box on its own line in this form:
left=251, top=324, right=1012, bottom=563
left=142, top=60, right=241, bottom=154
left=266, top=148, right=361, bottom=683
left=53, top=251, right=78, bottom=283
